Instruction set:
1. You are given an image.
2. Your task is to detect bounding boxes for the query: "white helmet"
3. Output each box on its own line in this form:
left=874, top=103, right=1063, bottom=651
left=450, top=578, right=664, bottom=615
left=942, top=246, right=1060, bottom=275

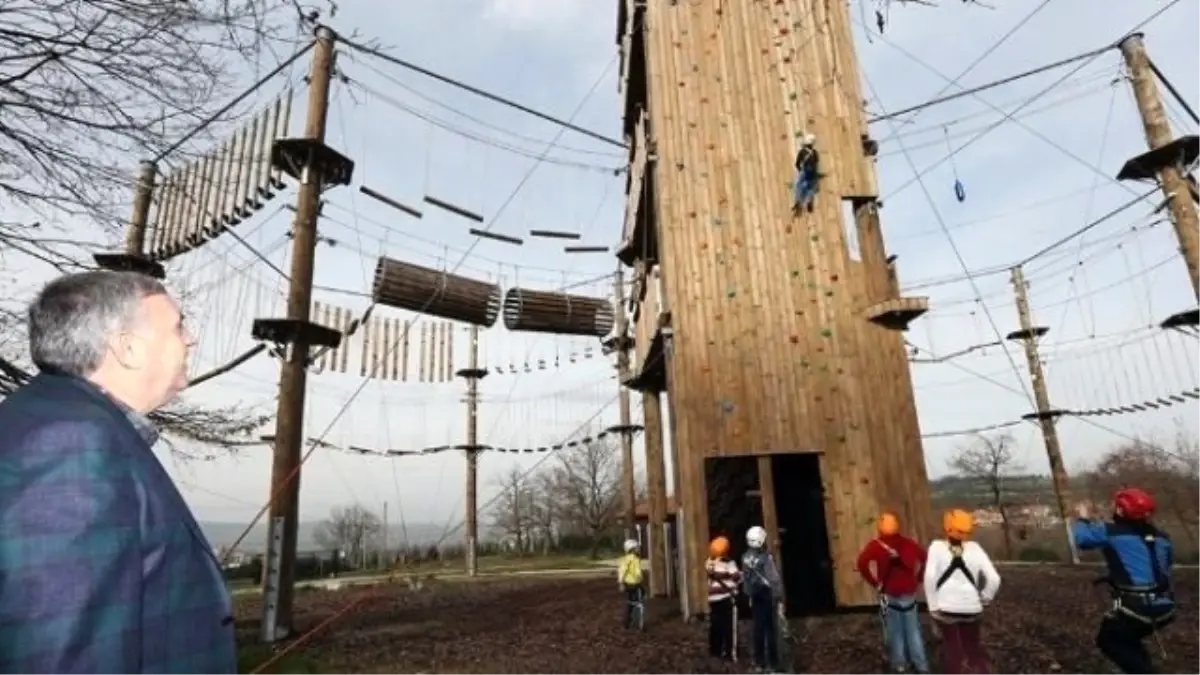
left=623, top=538, right=639, bottom=553
left=803, top=133, right=816, bottom=146
left=746, top=525, right=768, bottom=548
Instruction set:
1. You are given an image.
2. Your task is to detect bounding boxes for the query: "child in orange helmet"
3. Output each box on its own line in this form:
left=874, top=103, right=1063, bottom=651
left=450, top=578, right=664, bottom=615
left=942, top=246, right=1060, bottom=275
left=923, top=509, right=1001, bottom=674
left=857, top=512, right=929, bottom=673
left=705, top=536, right=742, bottom=660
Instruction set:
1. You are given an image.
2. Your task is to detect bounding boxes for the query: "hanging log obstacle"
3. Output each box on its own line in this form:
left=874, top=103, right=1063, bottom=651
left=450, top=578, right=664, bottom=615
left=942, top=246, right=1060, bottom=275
left=502, top=287, right=615, bottom=337
left=373, top=256, right=502, bottom=327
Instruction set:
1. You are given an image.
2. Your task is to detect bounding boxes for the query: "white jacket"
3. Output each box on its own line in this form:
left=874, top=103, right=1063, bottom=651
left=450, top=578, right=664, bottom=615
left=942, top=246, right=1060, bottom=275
left=923, top=539, right=1001, bottom=616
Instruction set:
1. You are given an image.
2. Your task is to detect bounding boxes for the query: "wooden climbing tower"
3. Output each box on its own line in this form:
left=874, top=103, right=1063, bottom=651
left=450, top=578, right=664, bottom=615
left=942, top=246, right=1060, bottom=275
left=615, top=0, right=934, bottom=616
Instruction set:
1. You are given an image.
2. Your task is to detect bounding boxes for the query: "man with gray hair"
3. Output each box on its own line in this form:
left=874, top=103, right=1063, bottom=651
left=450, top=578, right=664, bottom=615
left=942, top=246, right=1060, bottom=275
left=0, top=271, right=237, bottom=673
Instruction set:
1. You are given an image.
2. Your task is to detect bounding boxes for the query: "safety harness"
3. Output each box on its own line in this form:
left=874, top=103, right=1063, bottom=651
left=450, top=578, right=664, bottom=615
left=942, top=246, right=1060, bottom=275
left=935, top=543, right=980, bottom=592
left=1105, top=533, right=1175, bottom=626
left=874, top=539, right=917, bottom=613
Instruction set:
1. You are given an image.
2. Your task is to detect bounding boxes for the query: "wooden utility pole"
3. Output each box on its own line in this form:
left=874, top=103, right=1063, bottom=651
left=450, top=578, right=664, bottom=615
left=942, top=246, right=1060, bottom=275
left=642, top=390, right=668, bottom=596
left=1119, top=33, right=1200, bottom=299
left=613, top=268, right=637, bottom=539
left=261, top=25, right=337, bottom=642
left=126, top=161, right=157, bottom=255
left=1010, top=265, right=1079, bottom=563
left=459, top=324, right=486, bottom=576
left=95, top=159, right=166, bottom=279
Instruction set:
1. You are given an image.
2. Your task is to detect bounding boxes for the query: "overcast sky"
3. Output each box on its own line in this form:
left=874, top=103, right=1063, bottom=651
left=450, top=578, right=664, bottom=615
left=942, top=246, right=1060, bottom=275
left=9, top=0, right=1199, bottom=535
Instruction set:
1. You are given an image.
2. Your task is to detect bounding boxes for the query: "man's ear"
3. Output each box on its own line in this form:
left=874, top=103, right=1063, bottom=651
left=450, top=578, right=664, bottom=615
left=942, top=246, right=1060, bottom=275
left=110, top=330, right=147, bottom=370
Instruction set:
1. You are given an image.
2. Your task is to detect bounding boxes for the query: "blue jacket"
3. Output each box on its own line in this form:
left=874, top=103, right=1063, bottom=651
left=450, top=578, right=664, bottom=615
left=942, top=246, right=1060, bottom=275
left=1072, top=516, right=1174, bottom=607
left=0, top=373, right=237, bottom=673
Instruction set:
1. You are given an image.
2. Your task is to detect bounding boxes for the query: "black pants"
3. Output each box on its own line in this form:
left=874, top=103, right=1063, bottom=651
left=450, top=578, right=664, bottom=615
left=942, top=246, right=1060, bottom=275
left=1096, top=610, right=1172, bottom=674
left=709, top=597, right=735, bottom=657
left=750, top=593, right=779, bottom=670
left=622, top=584, right=644, bottom=628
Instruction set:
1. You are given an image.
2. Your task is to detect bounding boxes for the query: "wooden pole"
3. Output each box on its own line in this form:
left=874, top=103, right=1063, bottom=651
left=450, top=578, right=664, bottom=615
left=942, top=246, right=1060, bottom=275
left=613, top=268, right=637, bottom=539
left=465, top=324, right=481, bottom=576
left=261, top=25, right=336, bottom=641
left=642, top=389, right=668, bottom=596
left=1010, top=265, right=1079, bottom=564
left=125, top=160, right=157, bottom=255
left=1119, top=33, right=1199, bottom=299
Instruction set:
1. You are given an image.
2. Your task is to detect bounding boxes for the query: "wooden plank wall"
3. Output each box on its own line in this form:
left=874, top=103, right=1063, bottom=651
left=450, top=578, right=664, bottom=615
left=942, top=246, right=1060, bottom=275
left=636, top=0, right=931, bottom=612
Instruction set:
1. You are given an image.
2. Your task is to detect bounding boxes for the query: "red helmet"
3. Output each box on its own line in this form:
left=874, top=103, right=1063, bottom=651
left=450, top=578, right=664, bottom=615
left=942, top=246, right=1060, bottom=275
left=1114, top=488, right=1156, bottom=520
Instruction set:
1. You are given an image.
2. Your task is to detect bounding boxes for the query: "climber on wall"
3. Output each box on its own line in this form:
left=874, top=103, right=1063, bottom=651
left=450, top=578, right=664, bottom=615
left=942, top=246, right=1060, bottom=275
left=1073, top=488, right=1176, bottom=674
left=706, top=536, right=742, bottom=661
left=792, top=133, right=821, bottom=214
left=742, top=525, right=784, bottom=673
left=856, top=512, right=930, bottom=674
left=923, top=509, right=1001, bottom=674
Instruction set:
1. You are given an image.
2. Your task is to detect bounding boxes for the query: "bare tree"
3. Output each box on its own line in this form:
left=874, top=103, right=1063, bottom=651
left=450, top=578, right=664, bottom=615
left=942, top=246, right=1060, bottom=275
left=0, top=1, right=308, bottom=453
left=314, top=504, right=383, bottom=569
left=0, top=0, right=293, bottom=226
left=528, top=471, right=559, bottom=555
left=950, top=433, right=1023, bottom=558
left=488, top=466, right=534, bottom=553
left=1085, top=429, right=1199, bottom=544
left=547, top=435, right=622, bottom=559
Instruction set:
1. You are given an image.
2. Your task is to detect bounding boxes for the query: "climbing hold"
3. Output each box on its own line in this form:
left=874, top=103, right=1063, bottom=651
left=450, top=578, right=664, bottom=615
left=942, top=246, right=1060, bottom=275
left=820, top=328, right=833, bottom=338
left=790, top=270, right=801, bottom=278
left=824, top=289, right=834, bottom=297
left=954, top=179, right=967, bottom=202
left=789, top=335, right=799, bottom=344
left=711, top=216, right=723, bottom=226
left=807, top=281, right=817, bottom=290
left=810, top=234, right=820, bottom=241
left=800, top=357, right=810, bottom=367
left=789, top=91, right=798, bottom=101
left=721, top=400, right=735, bottom=413
left=726, top=287, right=736, bottom=299
left=830, top=274, right=839, bottom=282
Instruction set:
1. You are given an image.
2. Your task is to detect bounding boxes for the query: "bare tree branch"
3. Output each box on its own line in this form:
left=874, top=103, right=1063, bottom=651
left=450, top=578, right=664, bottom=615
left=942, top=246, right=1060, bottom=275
left=950, top=433, right=1024, bottom=558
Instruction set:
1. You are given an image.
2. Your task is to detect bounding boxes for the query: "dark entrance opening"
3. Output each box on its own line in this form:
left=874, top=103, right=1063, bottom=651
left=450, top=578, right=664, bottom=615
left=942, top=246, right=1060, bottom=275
left=704, top=456, right=762, bottom=618
left=771, top=453, right=836, bottom=615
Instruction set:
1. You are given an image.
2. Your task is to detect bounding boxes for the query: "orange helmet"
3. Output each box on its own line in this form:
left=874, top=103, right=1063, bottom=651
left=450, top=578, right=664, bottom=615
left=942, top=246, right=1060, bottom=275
left=943, top=509, right=974, bottom=539
left=709, top=536, right=731, bottom=558
left=877, top=512, right=900, bottom=537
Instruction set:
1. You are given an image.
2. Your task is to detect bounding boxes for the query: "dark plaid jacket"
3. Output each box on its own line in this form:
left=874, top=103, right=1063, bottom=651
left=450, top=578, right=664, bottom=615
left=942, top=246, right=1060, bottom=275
left=0, top=373, right=236, bottom=673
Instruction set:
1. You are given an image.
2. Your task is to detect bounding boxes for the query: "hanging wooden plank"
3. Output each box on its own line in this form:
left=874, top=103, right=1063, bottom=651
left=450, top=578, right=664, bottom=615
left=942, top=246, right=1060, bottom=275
left=271, top=89, right=293, bottom=189
left=360, top=185, right=423, bottom=219
left=399, top=319, right=410, bottom=381
left=418, top=321, right=428, bottom=382
left=529, top=229, right=582, bottom=240
left=445, top=322, right=455, bottom=380
left=424, top=194, right=484, bottom=222
left=468, top=228, right=523, bottom=246
left=360, top=315, right=373, bottom=377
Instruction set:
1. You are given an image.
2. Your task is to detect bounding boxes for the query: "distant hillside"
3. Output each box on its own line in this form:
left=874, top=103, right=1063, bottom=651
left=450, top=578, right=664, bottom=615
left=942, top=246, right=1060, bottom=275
left=201, top=520, right=452, bottom=554
left=930, top=474, right=1056, bottom=509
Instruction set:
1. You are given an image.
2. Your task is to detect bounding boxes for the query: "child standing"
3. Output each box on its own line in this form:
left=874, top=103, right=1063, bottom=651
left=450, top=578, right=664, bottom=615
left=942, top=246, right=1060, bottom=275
left=617, top=538, right=645, bottom=629
left=923, top=509, right=1001, bottom=674
left=706, top=536, right=742, bottom=660
left=856, top=511, right=930, bottom=673
left=741, top=525, right=783, bottom=672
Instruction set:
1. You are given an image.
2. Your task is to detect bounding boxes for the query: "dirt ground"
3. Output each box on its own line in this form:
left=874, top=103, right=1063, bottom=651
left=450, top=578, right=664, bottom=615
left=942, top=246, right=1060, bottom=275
left=236, top=566, right=1197, bottom=674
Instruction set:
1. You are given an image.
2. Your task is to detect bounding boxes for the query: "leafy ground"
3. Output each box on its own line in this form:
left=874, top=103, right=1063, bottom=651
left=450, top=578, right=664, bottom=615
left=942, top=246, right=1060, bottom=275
left=236, top=566, right=1197, bottom=674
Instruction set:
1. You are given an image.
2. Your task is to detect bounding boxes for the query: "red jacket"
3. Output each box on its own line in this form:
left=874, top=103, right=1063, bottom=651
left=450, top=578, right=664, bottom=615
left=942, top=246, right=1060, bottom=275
left=856, top=534, right=926, bottom=597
